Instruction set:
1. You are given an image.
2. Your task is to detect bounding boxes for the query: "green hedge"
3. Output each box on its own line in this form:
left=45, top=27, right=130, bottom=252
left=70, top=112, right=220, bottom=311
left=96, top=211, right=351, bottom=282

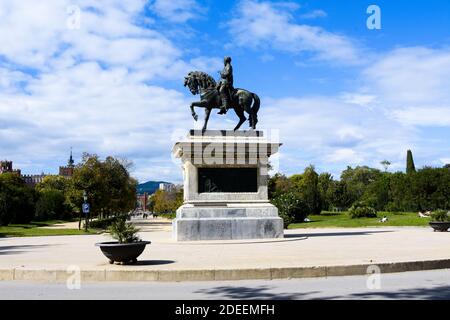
left=89, top=214, right=128, bottom=229
left=348, top=202, right=377, bottom=219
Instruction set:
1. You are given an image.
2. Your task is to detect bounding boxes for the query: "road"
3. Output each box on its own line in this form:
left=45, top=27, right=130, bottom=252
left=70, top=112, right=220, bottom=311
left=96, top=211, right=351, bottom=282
left=1, top=269, right=450, bottom=300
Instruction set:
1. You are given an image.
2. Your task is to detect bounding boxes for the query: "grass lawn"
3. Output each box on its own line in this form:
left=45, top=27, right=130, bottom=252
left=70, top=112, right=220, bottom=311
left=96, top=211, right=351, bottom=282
left=288, top=211, right=431, bottom=229
left=0, top=219, right=101, bottom=237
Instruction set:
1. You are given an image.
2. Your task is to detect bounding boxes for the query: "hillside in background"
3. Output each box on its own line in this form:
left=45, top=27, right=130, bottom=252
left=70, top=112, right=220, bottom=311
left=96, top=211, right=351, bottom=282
left=136, top=181, right=171, bottom=195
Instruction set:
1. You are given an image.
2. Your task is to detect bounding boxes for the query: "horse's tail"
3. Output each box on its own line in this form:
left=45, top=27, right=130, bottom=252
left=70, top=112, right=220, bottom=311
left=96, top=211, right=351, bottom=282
left=251, top=93, right=260, bottom=114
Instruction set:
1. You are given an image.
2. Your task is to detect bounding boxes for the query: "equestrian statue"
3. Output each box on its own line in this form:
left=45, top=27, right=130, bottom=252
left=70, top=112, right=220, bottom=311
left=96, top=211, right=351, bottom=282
left=184, top=56, right=260, bottom=131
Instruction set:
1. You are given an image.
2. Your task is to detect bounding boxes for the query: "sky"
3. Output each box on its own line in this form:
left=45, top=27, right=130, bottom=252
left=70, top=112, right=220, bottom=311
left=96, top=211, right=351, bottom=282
left=0, top=0, right=449, bottom=183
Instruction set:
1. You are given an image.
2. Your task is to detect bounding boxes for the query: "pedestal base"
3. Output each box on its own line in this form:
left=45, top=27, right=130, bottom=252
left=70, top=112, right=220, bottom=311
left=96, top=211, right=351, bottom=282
left=173, top=204, right=284, bottom=241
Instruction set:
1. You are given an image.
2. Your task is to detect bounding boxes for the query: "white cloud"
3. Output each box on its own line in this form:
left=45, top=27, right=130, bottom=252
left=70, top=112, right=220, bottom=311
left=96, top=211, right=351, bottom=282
left=227, top=0, right=362, bottom=64
left=356, top=47, right=450, bottom=131
left=149, top=0, right=204, bottom=23
left=300, top=9, right=327, bottom=19
left=341, top=93, right=377, bottom=108
left=364, top=47, right=450, bottom=106
left=258, top=95, right=419, bottom=176
left=325, top=148, right=363, bottom=164
left=391, top=107, right=450, bottom=127
left=1, top=1, right=449, bottom=183
left=0, top=0, right=219, bottom=183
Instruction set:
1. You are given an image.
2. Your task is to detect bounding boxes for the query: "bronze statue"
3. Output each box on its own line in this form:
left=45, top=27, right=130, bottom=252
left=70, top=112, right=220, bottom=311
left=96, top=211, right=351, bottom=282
left=217, top=56, right=234, bottom=115
left=184, top=57, right=260, bottom=131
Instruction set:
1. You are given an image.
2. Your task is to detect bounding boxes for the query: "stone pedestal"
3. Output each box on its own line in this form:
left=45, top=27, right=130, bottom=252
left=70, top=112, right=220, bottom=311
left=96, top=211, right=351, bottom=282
left=172, top=130, right=283, bottom=241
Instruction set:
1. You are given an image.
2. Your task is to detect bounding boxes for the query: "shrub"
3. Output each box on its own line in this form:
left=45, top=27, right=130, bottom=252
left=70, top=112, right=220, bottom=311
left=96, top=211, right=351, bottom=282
left=348, top=202, right=377, bottom=219
left=108, top=219, right=140, bottom=243
left=89, top=214, right=127, bottom=229
left=154, top=212, right=176, bottom=219
left=430, top=210, right=450, bottom=222
left=272, top=192, right=308, bottom=228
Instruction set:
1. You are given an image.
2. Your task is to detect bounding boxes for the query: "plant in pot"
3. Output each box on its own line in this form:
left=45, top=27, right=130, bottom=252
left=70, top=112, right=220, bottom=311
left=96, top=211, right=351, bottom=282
left=95, top=218, right=151, bottom=264
left=429, top=210, right=450, bottom=232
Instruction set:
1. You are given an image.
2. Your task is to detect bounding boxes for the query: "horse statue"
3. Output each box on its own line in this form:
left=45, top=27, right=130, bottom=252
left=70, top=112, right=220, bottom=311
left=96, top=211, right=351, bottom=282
left=184, top=71, right=260, bottom=131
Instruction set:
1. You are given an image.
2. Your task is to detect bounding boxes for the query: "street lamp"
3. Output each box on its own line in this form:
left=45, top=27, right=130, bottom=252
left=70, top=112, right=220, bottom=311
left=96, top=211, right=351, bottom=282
left=82, top=191, right=90, bottom=232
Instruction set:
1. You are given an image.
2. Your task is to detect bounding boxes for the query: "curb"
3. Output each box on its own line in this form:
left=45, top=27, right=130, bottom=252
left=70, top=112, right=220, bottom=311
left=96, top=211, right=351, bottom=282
left=1, top=259, right=450, bottom=282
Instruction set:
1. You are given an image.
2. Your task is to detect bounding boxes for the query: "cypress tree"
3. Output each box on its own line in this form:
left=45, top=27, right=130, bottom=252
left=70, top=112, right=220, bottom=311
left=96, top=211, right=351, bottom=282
left=406, top=150, right=416, bottom=174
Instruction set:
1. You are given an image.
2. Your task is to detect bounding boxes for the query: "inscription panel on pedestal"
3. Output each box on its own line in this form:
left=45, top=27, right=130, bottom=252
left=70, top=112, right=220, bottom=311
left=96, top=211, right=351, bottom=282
left=198, top=167, right=257, bottom=193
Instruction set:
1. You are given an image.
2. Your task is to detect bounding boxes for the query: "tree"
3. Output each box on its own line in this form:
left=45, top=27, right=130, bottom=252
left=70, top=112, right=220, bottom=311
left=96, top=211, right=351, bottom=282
left=301, top=165, right=321, bottom=214
left=328, top=180, right=352, bottom=210
left=35, top=175, right=73, bottom=220
left=151, top=186, right=183, bottom=214
left=0, top=173, right=35, bottom=225
left=386, top=172, right=414, bottom=212
left=151, top=190, right=171, bottom=213
left=340, top=166, right=382, bottom=207
left=380, top=160, right=391, bottom=172
left=318, top=172, right=335, bottom=211
left=361, top=172, right=390, bottom=210
left=406, top=149, right=416, bottom=174
left=69, top=154, right=137, bottom=222
left=289, top=165, right=321, bottom=215
left=36, top=175, right=70, bottom=193
left=268, top=173, right=291, bottom=199
left=35, top=189, right=68, bottom=221
left=412, top=167, right=450, bottom=211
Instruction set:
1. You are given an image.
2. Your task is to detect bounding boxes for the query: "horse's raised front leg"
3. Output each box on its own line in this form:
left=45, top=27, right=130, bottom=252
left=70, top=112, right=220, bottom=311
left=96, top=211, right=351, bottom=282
left=190, top=103, right=198, bottom=121
left=190, top=102, right=201, bottom=121
left=202, top=108, right=211, bottom=132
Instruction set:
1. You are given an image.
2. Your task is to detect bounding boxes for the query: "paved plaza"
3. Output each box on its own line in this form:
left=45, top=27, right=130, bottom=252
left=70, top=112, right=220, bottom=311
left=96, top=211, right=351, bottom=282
left=1, top=218, right=450, bottom=281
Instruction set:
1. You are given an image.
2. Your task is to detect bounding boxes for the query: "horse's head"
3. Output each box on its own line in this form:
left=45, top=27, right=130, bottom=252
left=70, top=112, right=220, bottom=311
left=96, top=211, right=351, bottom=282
left=184, top=71, right=216, bottom=96
left=184, top=72, right=199, bottom=95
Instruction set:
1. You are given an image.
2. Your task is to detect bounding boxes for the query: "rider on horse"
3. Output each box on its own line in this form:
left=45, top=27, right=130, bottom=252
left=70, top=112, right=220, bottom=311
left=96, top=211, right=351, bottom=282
left=217, top=56, right=234, bottom=115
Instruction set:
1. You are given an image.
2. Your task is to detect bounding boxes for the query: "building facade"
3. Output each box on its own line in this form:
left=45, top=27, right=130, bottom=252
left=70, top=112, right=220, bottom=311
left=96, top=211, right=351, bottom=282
left=22, top=174, right=47, bottom=187
left=0, top=150, right=76, bottom=187
left=0, top=160, right=21, bottom=175
left=59, top=150, right=75, bottom=178
left=159, top=182, right=175, bottom=192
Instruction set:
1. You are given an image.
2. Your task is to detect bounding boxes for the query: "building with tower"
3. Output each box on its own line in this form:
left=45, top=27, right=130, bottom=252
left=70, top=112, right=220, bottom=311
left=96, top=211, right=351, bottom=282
left=59, top=148, right=75, bottom=178
left=1, top=150, right=76, bottom=187
left=0, top=160, right=21, bottom=175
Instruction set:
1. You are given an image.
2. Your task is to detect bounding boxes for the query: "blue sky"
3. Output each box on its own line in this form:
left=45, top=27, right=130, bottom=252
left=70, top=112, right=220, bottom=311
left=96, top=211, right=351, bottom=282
left=0, top=0, right=449, bottom=183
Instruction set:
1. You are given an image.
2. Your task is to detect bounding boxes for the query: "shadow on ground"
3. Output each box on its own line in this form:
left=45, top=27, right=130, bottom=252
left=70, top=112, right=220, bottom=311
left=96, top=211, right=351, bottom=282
left=133, top=221, right=172, bottom=226
left=0, top=244, right=56, bottom=255
left=285, top=230, right=393, bottom=238
left=321, top=285, right=450, bottom=300
left=195, top=285, right=318, bottom=300
left=177, top=237, right=308, bottom=246
left=196, top=283, right=450, bottom=300
left=134, top=260, right=175, bottom=266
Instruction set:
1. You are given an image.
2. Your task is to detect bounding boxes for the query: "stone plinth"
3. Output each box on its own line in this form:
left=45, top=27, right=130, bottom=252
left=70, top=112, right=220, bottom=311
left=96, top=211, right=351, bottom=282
left=172, top=130, right=283, bottom=241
